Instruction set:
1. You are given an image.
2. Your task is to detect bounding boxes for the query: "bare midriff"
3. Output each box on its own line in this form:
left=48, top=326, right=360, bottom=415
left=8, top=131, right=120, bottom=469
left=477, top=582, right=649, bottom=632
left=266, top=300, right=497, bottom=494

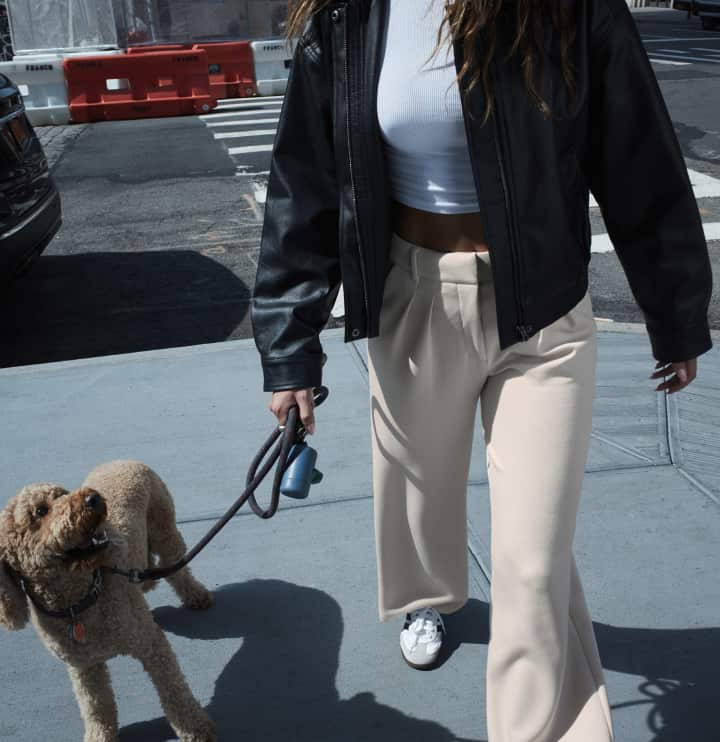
left=391, top=198, right=491, bottom=253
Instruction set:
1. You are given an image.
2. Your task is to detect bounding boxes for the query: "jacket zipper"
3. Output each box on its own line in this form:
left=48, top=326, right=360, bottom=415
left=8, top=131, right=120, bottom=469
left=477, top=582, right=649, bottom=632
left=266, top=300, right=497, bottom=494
left=342, top=3, right=371, bottom=336
left=490, top=57, right=530, bottom=342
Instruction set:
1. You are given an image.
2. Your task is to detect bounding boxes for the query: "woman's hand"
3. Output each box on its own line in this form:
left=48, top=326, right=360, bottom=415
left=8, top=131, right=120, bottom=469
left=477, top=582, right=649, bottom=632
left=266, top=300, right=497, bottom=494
left=649, top=358, right=697, bottom=394
left=269, top=388, right=316, bottom=434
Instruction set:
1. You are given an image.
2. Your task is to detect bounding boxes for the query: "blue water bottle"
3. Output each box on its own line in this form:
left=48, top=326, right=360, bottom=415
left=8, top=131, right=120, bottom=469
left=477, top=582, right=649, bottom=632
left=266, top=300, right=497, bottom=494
left=280, top=441, right=323, bottom=499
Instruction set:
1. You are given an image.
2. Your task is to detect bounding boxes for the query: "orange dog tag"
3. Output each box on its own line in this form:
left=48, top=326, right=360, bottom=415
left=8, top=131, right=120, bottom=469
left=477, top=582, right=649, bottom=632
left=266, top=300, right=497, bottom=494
left=68, top=621, right=85, bottom=642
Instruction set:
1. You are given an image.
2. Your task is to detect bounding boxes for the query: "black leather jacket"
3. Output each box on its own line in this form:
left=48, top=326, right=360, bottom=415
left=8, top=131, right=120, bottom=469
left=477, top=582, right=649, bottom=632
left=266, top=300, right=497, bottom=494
left=251, top=0, right=713, bottom=392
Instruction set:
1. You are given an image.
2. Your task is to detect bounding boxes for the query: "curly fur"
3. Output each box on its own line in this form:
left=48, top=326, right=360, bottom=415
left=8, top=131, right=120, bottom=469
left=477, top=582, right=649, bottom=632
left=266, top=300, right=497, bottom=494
left=0, top=460, right=216, bottom=742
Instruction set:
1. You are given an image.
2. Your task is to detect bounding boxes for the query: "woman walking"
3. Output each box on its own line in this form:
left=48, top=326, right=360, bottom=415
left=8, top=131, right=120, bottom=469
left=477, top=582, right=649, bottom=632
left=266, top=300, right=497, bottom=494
left=251, top=1, right=713, bottom=740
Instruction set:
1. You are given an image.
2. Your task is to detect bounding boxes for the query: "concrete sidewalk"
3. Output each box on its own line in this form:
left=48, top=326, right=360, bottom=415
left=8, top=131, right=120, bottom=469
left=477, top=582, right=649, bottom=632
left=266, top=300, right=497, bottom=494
left=1, top=321, right=719, bottom=742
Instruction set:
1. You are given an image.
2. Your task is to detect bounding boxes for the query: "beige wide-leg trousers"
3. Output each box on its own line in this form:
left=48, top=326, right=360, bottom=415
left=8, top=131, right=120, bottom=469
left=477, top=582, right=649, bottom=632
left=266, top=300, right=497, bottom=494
left=367, top=232, right=614, bottom=742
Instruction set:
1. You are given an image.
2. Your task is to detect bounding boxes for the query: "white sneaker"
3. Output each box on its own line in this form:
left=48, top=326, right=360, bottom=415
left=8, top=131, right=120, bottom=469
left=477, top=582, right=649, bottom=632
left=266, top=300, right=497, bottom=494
left=400, top=606, right=445, bottom=670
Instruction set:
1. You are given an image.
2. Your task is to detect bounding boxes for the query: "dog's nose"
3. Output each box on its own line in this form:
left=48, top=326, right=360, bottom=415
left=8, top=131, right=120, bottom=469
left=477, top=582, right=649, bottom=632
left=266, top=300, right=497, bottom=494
left=84, top=491, right=101, bottom=510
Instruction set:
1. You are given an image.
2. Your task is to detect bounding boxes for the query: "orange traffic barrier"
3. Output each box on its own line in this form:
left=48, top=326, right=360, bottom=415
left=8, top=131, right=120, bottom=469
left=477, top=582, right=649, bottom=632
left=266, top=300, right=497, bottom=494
left=127, top=44, right=190, bottom=54
left=195, top=42, right=256, bottom=99
left=129, top=42, right=256, bottom=99
left=64, top=50, right=217, bottom=123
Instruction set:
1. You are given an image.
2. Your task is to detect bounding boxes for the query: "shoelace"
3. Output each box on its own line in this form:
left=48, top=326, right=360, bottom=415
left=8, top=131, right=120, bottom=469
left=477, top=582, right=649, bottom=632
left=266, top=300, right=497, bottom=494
left=403, top=607, right=444, bottom=652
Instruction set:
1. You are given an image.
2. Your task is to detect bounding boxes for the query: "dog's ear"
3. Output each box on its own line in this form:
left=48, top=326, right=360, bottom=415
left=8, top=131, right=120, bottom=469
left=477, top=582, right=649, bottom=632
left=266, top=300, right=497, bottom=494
left=0, top=560, right=29, bottom=630
left=0, top=514, right=29, bottom=630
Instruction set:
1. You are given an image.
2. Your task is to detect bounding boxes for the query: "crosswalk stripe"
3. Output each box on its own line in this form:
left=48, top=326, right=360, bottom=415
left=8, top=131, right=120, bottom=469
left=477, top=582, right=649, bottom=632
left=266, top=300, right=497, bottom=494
left=216, top=95, right=285, bottom=104
left=591, top=222, right=720, bottom=253
left=645, top=36, right=720, bottom=42
left=211, top=105, right=282, bottom=113
left=200, top=111, right=279, bottom=122
left=649, top=57, right=692, bottom=65
left=200, top=109, right=282, bottom=121
left=212, top=129, right=276, bottom=139
left=205, top=117, right=280, bottom=128
left=649, top=52, right=720, bottom=64
left=227, top=144, right=274, bottom=155
left=198, top=104, right=720, bottom=252
left=688, top=169, right=720, bottom=198
left=329, top=219, right=720, bottom=320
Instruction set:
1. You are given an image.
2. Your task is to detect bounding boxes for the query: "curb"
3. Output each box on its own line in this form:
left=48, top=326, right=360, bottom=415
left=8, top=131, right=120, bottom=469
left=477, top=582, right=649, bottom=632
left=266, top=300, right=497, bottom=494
left=0, top=322, right=716, bottom=376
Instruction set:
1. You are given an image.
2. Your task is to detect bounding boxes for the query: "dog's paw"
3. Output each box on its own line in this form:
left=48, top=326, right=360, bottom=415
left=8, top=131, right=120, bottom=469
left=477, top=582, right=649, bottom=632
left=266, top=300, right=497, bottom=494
left=184, top=586, right=213, bottom=610
left=179, top=716, right=217, bottom=742
left=84, top=725, right=120, bottom=742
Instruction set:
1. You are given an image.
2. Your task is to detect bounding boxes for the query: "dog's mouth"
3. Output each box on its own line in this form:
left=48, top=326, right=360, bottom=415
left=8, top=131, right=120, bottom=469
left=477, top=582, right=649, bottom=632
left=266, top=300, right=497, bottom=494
left=64, top=528, right=110, bottom=560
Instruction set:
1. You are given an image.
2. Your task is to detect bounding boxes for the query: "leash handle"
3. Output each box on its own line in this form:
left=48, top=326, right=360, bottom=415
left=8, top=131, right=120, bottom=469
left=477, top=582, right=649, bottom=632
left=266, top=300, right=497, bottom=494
left=110, top=385, right=330, bottom=583
left=246, top=385, right=329, bottom=516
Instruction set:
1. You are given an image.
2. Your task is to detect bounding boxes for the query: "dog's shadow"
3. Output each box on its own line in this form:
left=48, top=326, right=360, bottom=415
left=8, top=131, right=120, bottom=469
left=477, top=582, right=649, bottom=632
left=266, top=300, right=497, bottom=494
left=119, top=579, right=484, bottom=742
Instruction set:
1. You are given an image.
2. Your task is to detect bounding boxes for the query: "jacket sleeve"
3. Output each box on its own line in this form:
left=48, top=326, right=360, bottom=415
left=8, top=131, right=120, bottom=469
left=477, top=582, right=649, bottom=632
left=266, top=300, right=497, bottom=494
left=585, top=0, right=713, bottom=363
left=250, top=13, right=341, bottom=392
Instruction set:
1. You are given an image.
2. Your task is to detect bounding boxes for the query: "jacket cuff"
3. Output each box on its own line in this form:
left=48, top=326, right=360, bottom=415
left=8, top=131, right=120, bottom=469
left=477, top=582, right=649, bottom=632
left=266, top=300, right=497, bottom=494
left=647, top=321, right=713, bottom=363
left=261, top=353, right=326, bottom=393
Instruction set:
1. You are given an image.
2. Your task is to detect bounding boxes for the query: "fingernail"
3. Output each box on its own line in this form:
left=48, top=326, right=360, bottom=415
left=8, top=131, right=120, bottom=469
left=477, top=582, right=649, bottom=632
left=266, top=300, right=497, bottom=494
left=678, top=368, right=687, bottom=382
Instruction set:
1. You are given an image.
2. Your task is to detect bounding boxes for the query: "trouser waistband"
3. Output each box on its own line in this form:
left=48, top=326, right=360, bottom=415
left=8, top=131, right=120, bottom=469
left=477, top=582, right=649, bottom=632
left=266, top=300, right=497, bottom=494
left=389, top=231, right=493, bottom=284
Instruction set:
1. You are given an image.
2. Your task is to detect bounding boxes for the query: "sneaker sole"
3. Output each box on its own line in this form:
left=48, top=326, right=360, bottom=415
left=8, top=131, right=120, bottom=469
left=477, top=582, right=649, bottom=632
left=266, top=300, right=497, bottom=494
left=400, top=645, right=441, bottom=670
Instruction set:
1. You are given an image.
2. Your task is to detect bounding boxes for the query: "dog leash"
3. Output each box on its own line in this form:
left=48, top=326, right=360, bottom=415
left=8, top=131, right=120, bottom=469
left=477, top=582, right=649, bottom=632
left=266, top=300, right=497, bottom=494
left=108, top=385, right=329, bottom=584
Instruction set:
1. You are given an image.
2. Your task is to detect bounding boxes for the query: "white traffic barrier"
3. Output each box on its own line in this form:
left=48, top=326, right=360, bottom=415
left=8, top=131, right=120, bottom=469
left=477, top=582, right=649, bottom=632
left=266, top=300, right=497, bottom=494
left=0, top=50, right=123, bottom=126
left=250, top=39, right=298, bottom=97
left=0, top=55, right=69, bottom=125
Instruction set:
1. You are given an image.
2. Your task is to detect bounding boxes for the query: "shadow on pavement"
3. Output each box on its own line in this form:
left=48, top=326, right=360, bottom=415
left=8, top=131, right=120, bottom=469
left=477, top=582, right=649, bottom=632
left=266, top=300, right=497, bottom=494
left=119, top=580, right=720, bottom=741
left=120, top=579, right=481, bottom=742
left=0, top=251, right=249, bottom=368
left=594, top=620, right=719, bottom=741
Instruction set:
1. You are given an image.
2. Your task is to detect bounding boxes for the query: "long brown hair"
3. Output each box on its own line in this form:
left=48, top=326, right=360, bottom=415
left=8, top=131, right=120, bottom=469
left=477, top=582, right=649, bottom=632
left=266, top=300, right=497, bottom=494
left=283, top=0, right=577, bottom=125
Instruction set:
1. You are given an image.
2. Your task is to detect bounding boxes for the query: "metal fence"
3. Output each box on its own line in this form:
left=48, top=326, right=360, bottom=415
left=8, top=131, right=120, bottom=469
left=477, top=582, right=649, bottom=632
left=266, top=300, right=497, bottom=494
left=113, top=0, right=288, bottom=46
left=4, top=0, right=289, bottom=56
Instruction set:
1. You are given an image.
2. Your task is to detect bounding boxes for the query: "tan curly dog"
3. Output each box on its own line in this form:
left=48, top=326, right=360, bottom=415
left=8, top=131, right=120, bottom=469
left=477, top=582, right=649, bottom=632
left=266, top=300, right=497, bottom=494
left=0, top=459, right=217, bottom=742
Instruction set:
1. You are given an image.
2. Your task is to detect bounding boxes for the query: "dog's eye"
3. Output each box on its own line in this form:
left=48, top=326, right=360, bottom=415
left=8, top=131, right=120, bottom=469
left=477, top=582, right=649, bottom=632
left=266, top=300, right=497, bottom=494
left=34, top=505, right=49, bottom=518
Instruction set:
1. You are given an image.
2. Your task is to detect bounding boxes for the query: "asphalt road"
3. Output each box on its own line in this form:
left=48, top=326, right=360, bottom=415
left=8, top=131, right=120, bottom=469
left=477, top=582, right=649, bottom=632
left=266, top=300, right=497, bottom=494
left=1, top=7, right=718, bottom=368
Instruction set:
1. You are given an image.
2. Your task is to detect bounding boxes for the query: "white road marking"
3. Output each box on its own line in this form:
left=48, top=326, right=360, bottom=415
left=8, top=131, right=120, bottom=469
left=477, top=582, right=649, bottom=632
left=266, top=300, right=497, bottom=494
left=206, top=117, right=280, bottom=127
left=227, top=144, right=274, bottom=155
left=212, top=105, right=282, bottom=114
left=201, top=109, right=282, bottom=120
left=331, top=284, right=345, bottom=318
left=591, top=222, right=720, bottom=253
left=688, top=169, right=720, bottom=199
left=649, top=58, right=692, bottom=65
left=588, top=170, right=720, bottom=208
left=212, top=129, right=276, bottom=139
left=199, top=101, right=720, bottom=269
left=216, top=95, right=285, bottom=104
left=651, top=52, right=720, bottom=63
left=645, top=36, right=720, bottom=42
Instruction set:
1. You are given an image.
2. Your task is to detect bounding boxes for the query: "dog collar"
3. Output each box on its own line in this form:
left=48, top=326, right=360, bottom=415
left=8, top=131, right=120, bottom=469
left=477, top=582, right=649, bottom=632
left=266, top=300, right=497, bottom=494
left=19, top=568, right=103, bottom=621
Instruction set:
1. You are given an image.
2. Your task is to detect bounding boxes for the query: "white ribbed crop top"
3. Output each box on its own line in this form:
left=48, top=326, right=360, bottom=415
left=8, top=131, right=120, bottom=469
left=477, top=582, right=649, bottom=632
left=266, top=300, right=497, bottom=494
left=376, top=0, right=480, bottom=214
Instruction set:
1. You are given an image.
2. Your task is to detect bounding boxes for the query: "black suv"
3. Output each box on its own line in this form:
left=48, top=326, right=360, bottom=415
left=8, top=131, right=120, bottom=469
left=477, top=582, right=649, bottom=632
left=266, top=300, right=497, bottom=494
left=0, top=73, right=62, bottom=285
